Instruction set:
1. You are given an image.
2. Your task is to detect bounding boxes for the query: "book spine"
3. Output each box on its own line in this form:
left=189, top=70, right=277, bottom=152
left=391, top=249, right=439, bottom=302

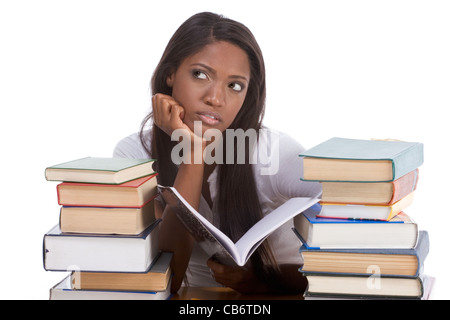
left=389, top=169, right=419, bottom=204
left=415, top=231, right=430, bottom=276
left=391, top=143, right=424, bottom=180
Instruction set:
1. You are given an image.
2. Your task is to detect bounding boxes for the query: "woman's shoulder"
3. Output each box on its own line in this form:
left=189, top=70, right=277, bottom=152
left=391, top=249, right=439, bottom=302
left=113, top=131, right=151, bottom=159
left=258, top=127, right=306, bottom=152
left=253, top=127, right=322, bottom=201
left=253, top=127, right=306, bottom=175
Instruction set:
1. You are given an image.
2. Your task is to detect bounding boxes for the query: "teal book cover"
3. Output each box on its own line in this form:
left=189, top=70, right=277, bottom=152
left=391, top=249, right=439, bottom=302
left=46, top=156, right=155, bottom=172
left=300, top=137, right=424, bottom=182
left=45, top=157, right=156, bottom=184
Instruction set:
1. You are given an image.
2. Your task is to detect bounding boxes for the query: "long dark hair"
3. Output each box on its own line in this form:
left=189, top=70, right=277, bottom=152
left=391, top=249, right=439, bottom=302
left=140, top=12, right=280, bottom=286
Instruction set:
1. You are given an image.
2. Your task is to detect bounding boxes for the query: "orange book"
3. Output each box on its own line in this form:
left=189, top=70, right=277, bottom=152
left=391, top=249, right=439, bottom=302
left=320, top=169, right=418, bottom=205
left=57, top=173, right=158, bottom=208
left=318, top=193, right=414, bottom=221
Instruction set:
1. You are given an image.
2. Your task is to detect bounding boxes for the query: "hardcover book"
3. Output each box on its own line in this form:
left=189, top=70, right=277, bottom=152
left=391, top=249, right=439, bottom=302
left=72, top=252, right=173, bottom=292
left=294, top=205, right=418, bottom=249
left=45, top=157, right=156, bottom=184
left=318, top=192, right=414, bottom=221
left=320, top=169, right=419, bottom=205
left=59, top=197, right=156, bottom=235
left=299, top=230, right=429, bottom=277
left=303, top=275, right=435, bottom=300
left=304, top=273, right=427, bottom=299
left=50, top=275, right=172, bottom=300
left=299, top=137, right=424, bottom=182
left=56, top=174, right=158, bottom=208
left=43, top=220, right=160, bottom=272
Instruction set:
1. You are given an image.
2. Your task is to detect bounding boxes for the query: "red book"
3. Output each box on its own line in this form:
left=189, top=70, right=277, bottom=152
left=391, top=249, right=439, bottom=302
left=320, top=169, right=418, bottom=205
left=57, top=174, right=158, bottom=208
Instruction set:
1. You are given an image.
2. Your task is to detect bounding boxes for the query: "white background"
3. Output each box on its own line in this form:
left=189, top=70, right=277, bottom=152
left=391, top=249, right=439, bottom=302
left=1, top=0, right=449, bottom=299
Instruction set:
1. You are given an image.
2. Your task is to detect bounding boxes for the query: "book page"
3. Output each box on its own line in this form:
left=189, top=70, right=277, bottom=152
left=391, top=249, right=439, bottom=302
left=159, top=186, right=319, bottom=266
left=234, top=197, right=319, bottom=265
left=159, top=186, right=240, bottom=265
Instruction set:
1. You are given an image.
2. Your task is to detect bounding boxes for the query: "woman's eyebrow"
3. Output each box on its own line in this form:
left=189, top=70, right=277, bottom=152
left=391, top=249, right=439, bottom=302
left=190, top=63, right=249, bottom=83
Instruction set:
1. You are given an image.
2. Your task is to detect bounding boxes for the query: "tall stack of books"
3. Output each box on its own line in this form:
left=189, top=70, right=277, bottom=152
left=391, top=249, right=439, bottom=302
left=294, top=137, right=435, bottom=300
left=42, top=157, right=173, bottom=300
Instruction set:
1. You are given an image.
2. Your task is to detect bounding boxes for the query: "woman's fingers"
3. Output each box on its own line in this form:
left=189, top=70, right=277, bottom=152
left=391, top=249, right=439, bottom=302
left=169, top=104, right=185, bottom=129
left=152, top=93, right=186, bottom=136
left=152, top=93, right=206, bottom=158
left=207, top=258, right=249, bottom=285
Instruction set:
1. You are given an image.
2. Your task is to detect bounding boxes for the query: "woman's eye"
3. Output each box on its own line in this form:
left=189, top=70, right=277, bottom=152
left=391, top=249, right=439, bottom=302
left=229, top=82, right=243, bottom=92
left=193, top=70, right=207, bottom=80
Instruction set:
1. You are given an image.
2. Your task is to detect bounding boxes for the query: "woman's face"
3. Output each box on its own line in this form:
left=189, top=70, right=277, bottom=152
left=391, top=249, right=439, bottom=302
left=167, top=41, right=250, bottom=135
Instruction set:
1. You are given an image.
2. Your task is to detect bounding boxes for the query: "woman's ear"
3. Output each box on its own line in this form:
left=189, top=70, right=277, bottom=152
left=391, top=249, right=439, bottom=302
left=166, top=73, right=174, bottom=88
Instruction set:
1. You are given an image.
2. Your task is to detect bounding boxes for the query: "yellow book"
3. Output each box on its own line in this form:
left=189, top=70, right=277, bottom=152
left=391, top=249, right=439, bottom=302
left=72, top=252, right=172, bottom=292
left=318, top=192, right=414, bottom=221
left=60, top=199, right=156, bottom=235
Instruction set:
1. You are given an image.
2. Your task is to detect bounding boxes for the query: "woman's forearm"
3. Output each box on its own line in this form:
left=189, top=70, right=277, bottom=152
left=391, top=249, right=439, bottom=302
left=158, top=159, right=205, bottom=293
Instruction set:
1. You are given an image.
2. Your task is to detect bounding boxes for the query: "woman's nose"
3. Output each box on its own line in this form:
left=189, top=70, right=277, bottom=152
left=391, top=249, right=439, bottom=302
left=203, top=83, right=225, bottom=107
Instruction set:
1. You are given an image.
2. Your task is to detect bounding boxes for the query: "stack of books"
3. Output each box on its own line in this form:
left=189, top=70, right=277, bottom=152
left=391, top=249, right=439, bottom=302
left=294, top=137, right=435, bottom=300
left=42, top=157, right=173, bottom=300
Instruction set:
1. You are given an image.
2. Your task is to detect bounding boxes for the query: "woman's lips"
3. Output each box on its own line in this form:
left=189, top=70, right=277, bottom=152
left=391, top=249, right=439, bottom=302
left=197, top=111, right=221, bottom=126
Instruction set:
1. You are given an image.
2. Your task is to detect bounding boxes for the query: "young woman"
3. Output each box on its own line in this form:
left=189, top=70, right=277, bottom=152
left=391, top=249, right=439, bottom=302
left=114, top=12, right=321, bottom=294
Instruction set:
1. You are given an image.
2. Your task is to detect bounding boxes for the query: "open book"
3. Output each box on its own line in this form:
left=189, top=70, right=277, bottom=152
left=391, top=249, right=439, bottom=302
left=158, top=185, right=319, bottom=266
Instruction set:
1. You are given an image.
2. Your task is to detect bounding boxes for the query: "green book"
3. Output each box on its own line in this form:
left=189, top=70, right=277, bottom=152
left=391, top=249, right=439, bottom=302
left=45, top=157, right=156, bottom=184
left=300, top=137, right=423, bottom=182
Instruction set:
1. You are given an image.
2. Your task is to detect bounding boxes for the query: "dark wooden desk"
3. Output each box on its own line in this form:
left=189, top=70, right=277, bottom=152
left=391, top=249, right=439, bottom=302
left=171, top=286, right=304, bottom=300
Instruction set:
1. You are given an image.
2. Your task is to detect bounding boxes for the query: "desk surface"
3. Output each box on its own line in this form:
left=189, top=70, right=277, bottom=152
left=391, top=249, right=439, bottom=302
left=171, top=286, right=304, bottom=300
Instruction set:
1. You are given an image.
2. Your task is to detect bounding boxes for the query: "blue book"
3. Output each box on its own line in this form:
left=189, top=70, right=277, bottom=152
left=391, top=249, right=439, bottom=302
left=299, top=137, right=424, bottom=182
left=298, top=231, right=429, bottom=278
left=293, top=205, right=419, bottom=249
left=49, top=274, right=173, bottom=300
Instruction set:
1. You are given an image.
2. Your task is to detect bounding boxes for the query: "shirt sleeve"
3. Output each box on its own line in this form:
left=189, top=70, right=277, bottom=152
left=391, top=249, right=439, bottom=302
left=113, top=132, right=151, bottom=159
left=113, top=131, right=167, bottom=208
left=266, top=130, right=322, bottom=201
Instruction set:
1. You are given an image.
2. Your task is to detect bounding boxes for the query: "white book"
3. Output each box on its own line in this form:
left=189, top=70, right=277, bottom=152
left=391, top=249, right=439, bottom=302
left=294, top=207, right=418, bottom=249
left=318, top=193, right=414, bottom=221
left=43, top=220, right=160, bottom=272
